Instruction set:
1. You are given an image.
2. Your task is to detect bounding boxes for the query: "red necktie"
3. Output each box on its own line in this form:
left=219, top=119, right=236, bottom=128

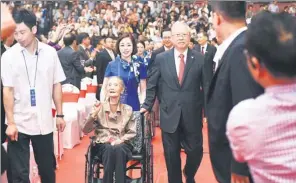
left=201, top=46, right=204, bottom=55
left=178, top=54, right=185, bottom=84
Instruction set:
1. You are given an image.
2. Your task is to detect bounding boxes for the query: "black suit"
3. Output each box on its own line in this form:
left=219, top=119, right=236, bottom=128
left=94, top=48, right=114, bottom=100
left=77, top=45, right=94, bottom=78
left=194, top=44, right=217, bottom=110
left=58, top=46, right=85, bottom=89
left=142, top=49, right=205, bottom=183
left=1, top=43, right=7, bottom=143
left=148, top=46, right=165, bottom=72
left=206, top=31, right=263, bottom=183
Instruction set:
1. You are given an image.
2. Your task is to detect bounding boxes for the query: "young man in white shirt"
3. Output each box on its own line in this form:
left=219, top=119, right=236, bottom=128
left=1, top=8, right=66, bottom=183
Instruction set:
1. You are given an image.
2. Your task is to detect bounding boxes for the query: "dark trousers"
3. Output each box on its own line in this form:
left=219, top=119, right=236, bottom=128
left=209, top=142, right=232, bottom=183
left=7, top=132, right=56, bottom=183
left=97, top=143, right=132, bottom=183
left=161, top=115, right=203, bottom=183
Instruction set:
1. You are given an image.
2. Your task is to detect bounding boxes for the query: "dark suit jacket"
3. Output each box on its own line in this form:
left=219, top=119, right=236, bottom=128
left=194, top=44, right=217, bottom=108
left=77, top=45, right=94, bottom=78
left=58, top=46, right=85, bottom=89
left=142, top=49, right=205, bottom=133
left=206, top=31, right=264, bottom=176
left=147, top=46, right=165, bottom=72
left=94, top=49, right=114, bottom=99
left=1, top=43, right=6, bottom=143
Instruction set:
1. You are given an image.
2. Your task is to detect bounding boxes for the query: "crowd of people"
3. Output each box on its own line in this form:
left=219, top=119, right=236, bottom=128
left=1, top=1, right=296, bottom=183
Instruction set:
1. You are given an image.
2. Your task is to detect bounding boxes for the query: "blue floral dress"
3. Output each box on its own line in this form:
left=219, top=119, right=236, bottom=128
left=104, top=55, right=147, bottom=111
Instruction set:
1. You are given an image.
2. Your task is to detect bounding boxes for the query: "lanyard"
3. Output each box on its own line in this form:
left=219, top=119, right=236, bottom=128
left=21, top=49, right=39, bottom=88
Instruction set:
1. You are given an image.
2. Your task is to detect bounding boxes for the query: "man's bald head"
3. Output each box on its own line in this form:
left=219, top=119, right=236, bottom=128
left=171, top=21, right=191, bottom=35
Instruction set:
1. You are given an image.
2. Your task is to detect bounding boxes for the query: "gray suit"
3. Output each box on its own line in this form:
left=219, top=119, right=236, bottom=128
left=58, top=46, right=85, bottom=89
left=142, top=49, right=205, bottom=183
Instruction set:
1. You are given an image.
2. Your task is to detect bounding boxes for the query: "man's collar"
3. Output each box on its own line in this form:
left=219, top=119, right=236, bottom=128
left=80, top=44, right=86, bottom=50
left=174, top=47, right=188, bottom=57
left=164, top=46, right=173, bottom=51
left=19, top=38, right=43, bottom=53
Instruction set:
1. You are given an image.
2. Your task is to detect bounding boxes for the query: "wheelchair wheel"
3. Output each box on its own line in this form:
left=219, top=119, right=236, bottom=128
left=85, top=146, right=96, bottom=183
left=150, top=112, right=155, bottom=138
left=145, top=138, right=153, bottom=183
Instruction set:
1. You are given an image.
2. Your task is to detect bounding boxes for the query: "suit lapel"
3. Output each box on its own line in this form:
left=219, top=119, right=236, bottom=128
left=181, top=49, right=194, bottom=86
left=207, top=31, right=246, bottom=101
left=167, top=49, right=180, bottom=88
left=103, top=49, right=113, bottom=61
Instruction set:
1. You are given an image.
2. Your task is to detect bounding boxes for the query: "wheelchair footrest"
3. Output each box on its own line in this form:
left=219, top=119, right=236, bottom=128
left=93, top=177, right=143, bottom=183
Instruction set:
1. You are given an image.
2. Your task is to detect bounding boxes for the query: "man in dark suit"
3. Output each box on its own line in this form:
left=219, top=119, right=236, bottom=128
left=141, top=21, right=205, bottom=183
left=94, top=36, right=115, bottom=100
left=148, top=28, right=173, bottom=126
left=194, top=32, right=217, bottom=115
left=148, top=28, right=173, bottom=72
left=58, top=33, right=93, bottom=89
left=206, top=2, right=264, bottom=183
left=77, top=32, right=96, bottom=78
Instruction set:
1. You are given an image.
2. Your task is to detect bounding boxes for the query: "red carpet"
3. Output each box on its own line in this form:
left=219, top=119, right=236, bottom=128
left=56, top=123, right=217, bottom=183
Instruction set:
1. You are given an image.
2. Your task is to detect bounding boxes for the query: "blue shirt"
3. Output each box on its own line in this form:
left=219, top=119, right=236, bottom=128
left=104, top=56, right=147, bottom=111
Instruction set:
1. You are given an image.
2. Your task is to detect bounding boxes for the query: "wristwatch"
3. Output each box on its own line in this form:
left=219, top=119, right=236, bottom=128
left=56, top=114, right=64, bottom=118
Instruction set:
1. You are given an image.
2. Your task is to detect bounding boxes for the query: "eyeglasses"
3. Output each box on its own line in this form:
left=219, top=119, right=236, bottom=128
left=163, top=36, right=171, bottom=39
left=172, top=33, right=188, bottom=38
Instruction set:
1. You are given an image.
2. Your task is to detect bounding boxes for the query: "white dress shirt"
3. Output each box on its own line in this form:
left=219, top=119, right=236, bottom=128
left=106, top=48, right=115, bottom=60
left=1, top=41, right=66, bottom=135
left=226, top=83, right=296, bottom=183
left=200, top=43, right=208, bottom=54
left=174, top=48, right=188, bottom=77
left=213, top=27, right=247, bottom=71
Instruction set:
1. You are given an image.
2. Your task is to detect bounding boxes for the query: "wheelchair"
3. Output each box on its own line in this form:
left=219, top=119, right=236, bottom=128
left=84, top=113, right=154, bottom=183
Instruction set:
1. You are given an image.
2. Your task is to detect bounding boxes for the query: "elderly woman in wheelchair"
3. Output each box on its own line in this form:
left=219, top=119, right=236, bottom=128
left=82, top=76, right=136, bottom=183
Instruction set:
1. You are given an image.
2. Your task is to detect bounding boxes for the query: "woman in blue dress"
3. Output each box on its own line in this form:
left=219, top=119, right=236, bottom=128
left=100, top=33, right=147, bottom=153
left=100, top=34, right=147, bottom=111
left=136, top=41, right=151, bottom=71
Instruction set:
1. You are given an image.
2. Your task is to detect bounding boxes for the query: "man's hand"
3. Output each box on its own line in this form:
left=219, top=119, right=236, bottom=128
left=56, top=117, right=66, bottom=132
left=6, top=123, right=18, bottom=141
left=203, top=117, right=207, bottom=123
left=231, top=173, right=250, bottom=183
left=84, top=66, right=94, bottom=73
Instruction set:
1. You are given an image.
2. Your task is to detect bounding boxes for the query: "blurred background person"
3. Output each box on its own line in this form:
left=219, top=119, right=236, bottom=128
left=58, top=32, right=94, bottom=89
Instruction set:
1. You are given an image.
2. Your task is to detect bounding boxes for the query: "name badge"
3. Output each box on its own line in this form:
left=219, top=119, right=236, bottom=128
left=30, top=89, right=36, bottom=107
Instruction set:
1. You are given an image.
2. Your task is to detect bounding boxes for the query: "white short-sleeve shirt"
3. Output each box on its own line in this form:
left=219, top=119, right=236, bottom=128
left=1, top=40, right=66, bottom=135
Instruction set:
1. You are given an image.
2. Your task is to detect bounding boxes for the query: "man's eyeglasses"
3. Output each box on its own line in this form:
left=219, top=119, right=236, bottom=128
left=172, top=33, right=188, bottom=38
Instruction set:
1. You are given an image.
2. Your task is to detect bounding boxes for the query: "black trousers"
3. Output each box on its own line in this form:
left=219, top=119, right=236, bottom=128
left=161, top=115, right=203, bottom=183
left=96, top=143, right=132, bottom=183
left=7, top=132, right=56, bottom=183
left=209, top=142, right=232, bottom=183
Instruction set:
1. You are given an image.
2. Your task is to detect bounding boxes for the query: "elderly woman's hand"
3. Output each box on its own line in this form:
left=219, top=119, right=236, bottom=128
left=90, top=101, right=102, bottom=118
left=111, top=139, right=123, bottom=146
